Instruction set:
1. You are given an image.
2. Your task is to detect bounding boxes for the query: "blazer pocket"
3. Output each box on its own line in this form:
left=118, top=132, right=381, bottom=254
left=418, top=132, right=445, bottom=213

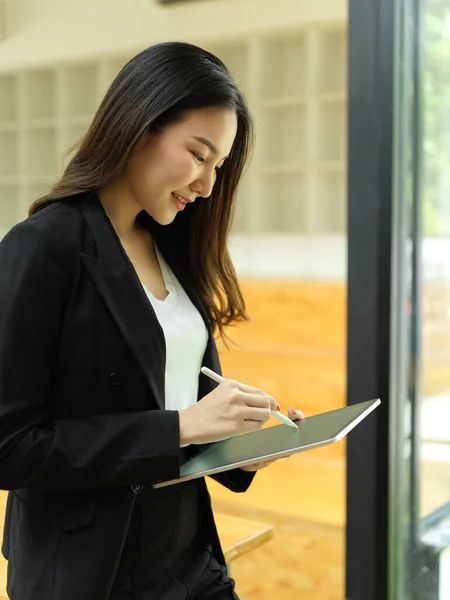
left=14, top=488, right=97, bottom=532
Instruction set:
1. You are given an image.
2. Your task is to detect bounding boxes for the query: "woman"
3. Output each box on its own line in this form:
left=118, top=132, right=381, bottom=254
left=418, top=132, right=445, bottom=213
left=0, top=42, right=302, bottom=599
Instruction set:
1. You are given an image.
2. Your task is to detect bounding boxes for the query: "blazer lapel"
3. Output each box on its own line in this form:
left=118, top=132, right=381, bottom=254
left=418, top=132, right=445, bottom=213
left=79, top=193, right=166, bottom=410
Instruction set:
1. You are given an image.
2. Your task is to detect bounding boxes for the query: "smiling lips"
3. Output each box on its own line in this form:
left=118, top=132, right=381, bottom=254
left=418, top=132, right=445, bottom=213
left=172, top=193, right=194, bottom=211
left=174, top=193, right=194, bottom=204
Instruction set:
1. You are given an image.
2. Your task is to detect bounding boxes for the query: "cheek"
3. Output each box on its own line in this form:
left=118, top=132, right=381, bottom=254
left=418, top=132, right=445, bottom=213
left=165, top=153, right=196, bottom=185
left=126, top=148, right=196, bottom=196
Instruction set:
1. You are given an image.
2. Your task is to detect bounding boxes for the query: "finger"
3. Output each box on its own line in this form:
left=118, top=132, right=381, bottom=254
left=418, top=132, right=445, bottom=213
left=257, top=459, right=277, bottom=468
left=287, top=407, right=304, bottom=421
left=241, top=406, right=272, bottom=424
left=237, top=388, right=280, bottom=412
left=236, top=419, right=267, bottom=437
left=242, top=459, right=276, bottom=471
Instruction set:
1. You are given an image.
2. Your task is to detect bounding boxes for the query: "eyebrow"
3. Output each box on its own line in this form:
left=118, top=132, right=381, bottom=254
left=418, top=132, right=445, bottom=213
left=193, top=136, right=230, bottom=160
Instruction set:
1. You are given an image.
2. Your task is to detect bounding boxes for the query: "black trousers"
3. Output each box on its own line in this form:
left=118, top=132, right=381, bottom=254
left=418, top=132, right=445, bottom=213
left=110, top=549, right=238, bottom=599
left=109, top=480, right=239, bottom=600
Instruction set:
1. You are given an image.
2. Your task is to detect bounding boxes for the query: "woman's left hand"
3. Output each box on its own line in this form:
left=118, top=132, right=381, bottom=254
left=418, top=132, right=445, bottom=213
left=240, top=407, right=304, bottom=472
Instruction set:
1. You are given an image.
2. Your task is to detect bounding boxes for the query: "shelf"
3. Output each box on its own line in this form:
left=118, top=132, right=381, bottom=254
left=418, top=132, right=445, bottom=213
left=26, top=175, right=56, bottom=185
left=0, top=186, right=18, bottom=233
left=257, top=172, right=308, bottom=233
left=316, top=92, right=346, bottom=103
left=107, top=55, right=133, bottom=81
left=60, top=123, right=87, bottom=172
left=63, top=123, right=88, bottom=147
left=0, top=131, right=18, bottom=177
left=258, top=163, right=306, bottom=175
left=23, top=70, right=56, bottom=121
left=312, top=28, right=347, bottom=94
left=0, top=75, right=18, bottom=122
left=205, top=42, right=248, bottom=88
left=26, top=118, right=59, bottom=129
left=63, top=64, right=98, bottom=118
left=0, top=122, right=19, bottom=132
left=260, top=96, right=308, bottom=108
left=24, top=184, right=52, bottom=209
left=232, top=174, right=252, bottom=233
left=314, top=171, right=347, bottom=233
left=258, top=105, right=308, bottom=165
left=316, top=161, right=346, bottom=172
left=0, top=176, right=19, bottom=185
left=0, top=23, right=348, bottom=243
left=259, top=33, right=308, bottom=98
left=65, top=116, right=92, bottom=126
left=24, top=128, right=57, bottom=177
left=312, top=100, right=346, bottom=162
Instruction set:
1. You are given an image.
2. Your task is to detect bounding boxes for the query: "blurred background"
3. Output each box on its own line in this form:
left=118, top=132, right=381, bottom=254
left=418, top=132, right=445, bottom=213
left=0, top=1, right=449, bottom=599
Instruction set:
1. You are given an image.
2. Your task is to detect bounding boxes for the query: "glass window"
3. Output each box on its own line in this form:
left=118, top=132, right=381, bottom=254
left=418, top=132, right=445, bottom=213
left=392, top=1, right=450, bottom=598
left=420, top=2, right=450, bottom=520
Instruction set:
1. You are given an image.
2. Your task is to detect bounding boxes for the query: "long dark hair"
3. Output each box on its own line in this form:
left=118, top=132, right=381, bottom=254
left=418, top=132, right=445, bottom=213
left=29, top=42, right=254, bottom=338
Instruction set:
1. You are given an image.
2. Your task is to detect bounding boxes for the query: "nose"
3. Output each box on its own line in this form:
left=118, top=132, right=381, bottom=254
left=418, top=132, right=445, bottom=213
left=191, top=168, right=216, bottom=199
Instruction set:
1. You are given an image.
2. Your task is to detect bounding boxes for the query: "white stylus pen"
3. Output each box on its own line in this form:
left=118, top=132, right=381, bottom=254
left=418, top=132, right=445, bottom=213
left=200, top=366, right=298, bottom=429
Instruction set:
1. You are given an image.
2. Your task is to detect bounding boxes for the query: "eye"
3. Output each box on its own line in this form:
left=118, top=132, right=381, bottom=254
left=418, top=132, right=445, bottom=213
left=192, top=152, right=205, bottom=164
left=192, top=151, right=222, bottom=173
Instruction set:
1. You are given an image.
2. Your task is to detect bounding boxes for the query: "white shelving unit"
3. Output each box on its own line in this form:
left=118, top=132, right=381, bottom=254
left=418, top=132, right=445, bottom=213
left=23, top=71, right=56, bottom=124
left=207, top=26, right=347, bottom=238
left=61, top=65, right=98, bottom=118
left=0, top=24, right=347, bottom=249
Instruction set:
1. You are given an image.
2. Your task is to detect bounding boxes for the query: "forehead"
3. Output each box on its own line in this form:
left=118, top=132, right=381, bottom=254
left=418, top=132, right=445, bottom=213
left=166, top=108, right=238, bottom=157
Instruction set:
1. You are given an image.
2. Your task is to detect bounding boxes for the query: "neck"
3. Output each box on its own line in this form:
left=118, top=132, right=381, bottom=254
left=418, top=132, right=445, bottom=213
left=98, top=179, right=144, bottom=242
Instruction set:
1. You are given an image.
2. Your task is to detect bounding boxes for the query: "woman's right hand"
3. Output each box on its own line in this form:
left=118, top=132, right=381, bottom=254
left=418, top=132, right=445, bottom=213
left=178, top=379, right=280, bottom=445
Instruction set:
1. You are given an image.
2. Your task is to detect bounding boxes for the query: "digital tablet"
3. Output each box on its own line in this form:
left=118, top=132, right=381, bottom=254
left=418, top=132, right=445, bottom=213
left=153, top=398, right=380, bottom=489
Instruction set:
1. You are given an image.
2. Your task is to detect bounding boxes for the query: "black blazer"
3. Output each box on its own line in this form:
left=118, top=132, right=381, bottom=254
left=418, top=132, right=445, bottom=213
left=0, top=192, right=254, bottom=600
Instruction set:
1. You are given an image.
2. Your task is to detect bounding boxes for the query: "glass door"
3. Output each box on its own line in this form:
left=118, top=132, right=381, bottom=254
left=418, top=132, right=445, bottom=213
left=346, top=0, right=450, bottom=598
left=390, top=0, right=450, bottom=598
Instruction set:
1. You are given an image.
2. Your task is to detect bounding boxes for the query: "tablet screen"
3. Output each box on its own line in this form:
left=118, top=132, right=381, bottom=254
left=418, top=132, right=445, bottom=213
left=154, top=398, right=380, bottom=488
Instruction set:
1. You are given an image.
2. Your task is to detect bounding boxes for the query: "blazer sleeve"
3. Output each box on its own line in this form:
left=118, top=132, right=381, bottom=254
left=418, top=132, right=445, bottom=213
left=209, top=468, right=256, bottom=493
left=0, top=222, right=181, bottom=491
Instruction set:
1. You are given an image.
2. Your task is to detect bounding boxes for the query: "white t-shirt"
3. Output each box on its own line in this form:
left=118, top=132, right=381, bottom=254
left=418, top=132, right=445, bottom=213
left=140, top=245, right=208, bottom=415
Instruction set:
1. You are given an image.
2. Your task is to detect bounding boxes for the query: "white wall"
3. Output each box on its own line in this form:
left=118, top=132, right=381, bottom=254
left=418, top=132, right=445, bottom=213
left=0, top=2, right=6, bottom=41
left=230, top=234, right=346, bottom=280
left=0, top=0, right=348, bottom=281
left=0, top=0, right=346, bottom=70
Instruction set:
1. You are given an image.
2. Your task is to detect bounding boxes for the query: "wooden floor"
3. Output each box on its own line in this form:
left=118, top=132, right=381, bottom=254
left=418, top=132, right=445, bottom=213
left=209, top=281, right=347, bottom=599
left=212, top=281, right=347, bottom=526
left=217, top=504, right=344, bottom=600
left=0, top=280, right=447, bottom=599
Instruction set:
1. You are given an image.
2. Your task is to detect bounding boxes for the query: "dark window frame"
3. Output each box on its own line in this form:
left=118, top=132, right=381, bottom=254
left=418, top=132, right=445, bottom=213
left=345, top=0, right=399, bottom=598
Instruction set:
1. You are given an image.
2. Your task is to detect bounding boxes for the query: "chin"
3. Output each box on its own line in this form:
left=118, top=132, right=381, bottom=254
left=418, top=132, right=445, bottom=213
left=153, top=212, right=178, bottom=227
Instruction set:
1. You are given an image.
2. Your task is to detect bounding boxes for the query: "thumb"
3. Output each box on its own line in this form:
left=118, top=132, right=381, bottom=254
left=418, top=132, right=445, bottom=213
left=288, top=407, right=304, bottom=421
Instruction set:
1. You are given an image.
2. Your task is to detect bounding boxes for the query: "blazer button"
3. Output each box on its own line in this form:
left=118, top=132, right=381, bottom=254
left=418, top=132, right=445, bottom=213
left=131, top=484, right=143, bottom=494
left=108, top=372, right=120, bottom=386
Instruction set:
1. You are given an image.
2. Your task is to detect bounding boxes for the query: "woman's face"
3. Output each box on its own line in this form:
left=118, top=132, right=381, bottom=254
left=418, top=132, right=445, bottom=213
left=122, top=107, right=238, bottom=225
